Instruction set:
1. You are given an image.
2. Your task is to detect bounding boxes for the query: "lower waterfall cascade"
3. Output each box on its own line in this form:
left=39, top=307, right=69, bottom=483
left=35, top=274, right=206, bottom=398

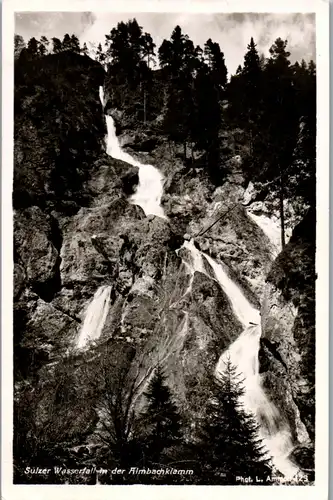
left=76, top=285, right=111, bottom=349
left=179, top=239, right=299, bottom=479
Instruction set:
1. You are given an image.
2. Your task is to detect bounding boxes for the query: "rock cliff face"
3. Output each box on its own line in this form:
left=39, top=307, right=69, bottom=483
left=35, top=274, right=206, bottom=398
left=260, top=209, right=316, bottom=462
left=14, top=52, right=105, bottom=210
left=13, top=57, right=316, bottom=475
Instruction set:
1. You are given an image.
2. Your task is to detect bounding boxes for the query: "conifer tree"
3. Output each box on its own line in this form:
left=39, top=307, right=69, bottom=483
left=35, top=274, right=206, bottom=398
left=14, top=34, right=25, bottom=60
left=226, top=71, right=244, bottom=125
left=40, top=36, right=49, bottom=50
left=140, top=365, right=182, bottom=465
left=159, top=26, right=200, bottom=80
left=226, top=38, right=262, bottom=134
left=192, top=66, right=222, bottom=178
left=95, top=42, right=106, bottom=64
left=26, top=37, right=40, bottom=58
left=105, top=19, right=148, bottom=85
left=37, top=36, right=49, bottom=57
left=197, top=358, right=272, bottom=484
left=159, top=26, right=185, bottom=78
left=249, top=38, right=299, bottom=248
left=142, top=32, right=156, bottom=69
left=259, top=53, right=266, bottom=69
left=51, top=37, right=62, bottom=54
left=167, top=82, right=195, bottom=160
left=242, top=38, right=262, bottom=107
left=241, top=38, right=263, bottom=153
left=290, top=61, right=316, bottom=214
left=70, top=34, right=81, bottom=53
left=160, top=27, right=203, bottom=159
left=62, top=33, right=72, bottom=51
left=81, top=42, right=89, bottom=56
left=204, top=38, right=227, bottom=92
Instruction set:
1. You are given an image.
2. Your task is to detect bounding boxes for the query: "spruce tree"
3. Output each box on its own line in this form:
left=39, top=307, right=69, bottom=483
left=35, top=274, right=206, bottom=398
left=249, top=38, right=299, bottom=248
left=105, top=19, right=149, bottom=86
left=81, top=42, right=89, bottom=56
left=104, top=19, right=153, bottom=117
left=51, top=37, right=62, bottom=54
left=38, top=36, right=48, bottom=57
left=26, top=37, right=39, bottom=58
left=163, top=70, right=196, bottom=160
left=290, top=60, right=316, bottom=214
left=14, top=34, right=26, bottom=60
left=226, top=38, right=262, bottom=136
left=197, top=358, right=272, bottom=484
left=159, top=26, right=200, bottom=80
left=160, top=26, right=203, bottom=159
left=140, top=365, right=182, bottom=465
left=70, top=34, right=81, bottom=53
left=40, top=36, right=49, bottom=50
left=159, top=26, right=186, bottom=78
left=226, top=71, right=245, bottom=126
left=62, top=33, right=72, bottom=51
left=242, top=38, right=262, bottom=149
left=192, top=66, right=221, bottom=178
left=142, top=32, right=156, bottom=69
left=95, top=43, right=106, bottom=64
left=204, top=38, right=227, bottom=92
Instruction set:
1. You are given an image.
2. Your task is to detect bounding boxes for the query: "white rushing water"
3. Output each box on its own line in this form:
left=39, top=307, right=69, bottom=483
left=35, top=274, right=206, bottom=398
left=76, top=285, right=111, bottom=349
left=205, top=253, right=260, bottom=327
left=247, top=212, right=282, bottom=258
left=99, top=86, right=104, bottom=107
left=180, top=239, right=297, bottom=479
left=247, top=211, right=292, bottom=258
left=99, top=86, right=165, bottom=218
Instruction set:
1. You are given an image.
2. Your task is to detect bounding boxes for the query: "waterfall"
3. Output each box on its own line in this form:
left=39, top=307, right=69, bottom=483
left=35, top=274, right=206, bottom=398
left=246, top=211, right=292, bottom=257
left=99, top=86, right=165, bottom=219
left=204, top=253, right=260, bottom=326
left=99, top=86, right=104, bottom=108
left=96, top=83, right=298, bottom=478
left=180, top=239, right=298, bottom=479
left=247, top=212, right=281, bottom=257
left=76, top=285, right=111, bottom=349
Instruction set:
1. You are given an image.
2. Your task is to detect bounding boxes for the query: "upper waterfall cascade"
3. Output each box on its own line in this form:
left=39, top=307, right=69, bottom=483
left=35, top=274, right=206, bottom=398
left=99, top=86, right=165, bottom=218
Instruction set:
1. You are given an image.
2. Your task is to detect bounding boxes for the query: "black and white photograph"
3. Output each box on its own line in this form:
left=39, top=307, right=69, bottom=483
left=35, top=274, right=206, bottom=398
left=1, top=1, right=329, bottom=499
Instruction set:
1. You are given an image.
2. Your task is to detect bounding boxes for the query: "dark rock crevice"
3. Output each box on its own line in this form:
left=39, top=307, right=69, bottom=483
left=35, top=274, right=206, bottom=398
left=259, top=337, right=288, bottom=373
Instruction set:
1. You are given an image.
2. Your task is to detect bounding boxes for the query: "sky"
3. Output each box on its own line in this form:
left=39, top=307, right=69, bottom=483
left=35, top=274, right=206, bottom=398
left=15, top=12, right=315, bottom=76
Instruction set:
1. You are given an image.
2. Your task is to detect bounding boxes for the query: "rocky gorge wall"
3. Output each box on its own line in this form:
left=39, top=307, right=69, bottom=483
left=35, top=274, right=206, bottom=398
left=13, top=58, right=316, bottom=475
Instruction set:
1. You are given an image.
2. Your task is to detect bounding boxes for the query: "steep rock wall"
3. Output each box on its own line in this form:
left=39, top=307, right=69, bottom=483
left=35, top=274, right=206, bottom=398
left=260, top=209, right=316, bottom=468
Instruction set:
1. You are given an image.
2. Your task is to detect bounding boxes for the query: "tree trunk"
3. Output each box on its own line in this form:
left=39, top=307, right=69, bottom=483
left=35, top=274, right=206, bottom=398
left=184, top=142, right=187, bottom=161
left=143, top=88, right=147, bottom=125
left=191, top=145, right=194, bottom=164
left=279, top=166, right=286, bottom=249
left=249, top=128, right=253, bottom=157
